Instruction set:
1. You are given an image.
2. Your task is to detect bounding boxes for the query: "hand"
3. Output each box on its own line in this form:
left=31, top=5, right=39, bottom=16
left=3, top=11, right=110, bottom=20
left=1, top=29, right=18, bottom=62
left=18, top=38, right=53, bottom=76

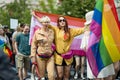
left=30, top=55, right=36, bottom=63
left=84, top=25, right=90, bottom=31
left=31, top=11, right=36, bottom=17
left=13, top=49, right=16, bottom=54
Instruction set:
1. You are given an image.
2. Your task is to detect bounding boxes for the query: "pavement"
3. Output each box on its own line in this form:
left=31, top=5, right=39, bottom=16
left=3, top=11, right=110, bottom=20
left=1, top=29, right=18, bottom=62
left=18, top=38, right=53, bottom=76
left=12, top=66, right=87, bottom=80
left=11, top=66, right=120, bottom=80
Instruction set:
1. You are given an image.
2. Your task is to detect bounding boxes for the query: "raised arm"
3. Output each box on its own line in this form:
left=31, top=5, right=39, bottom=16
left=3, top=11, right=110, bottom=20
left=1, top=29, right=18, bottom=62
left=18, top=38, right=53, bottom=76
left=31, top=11, right=41, bottom=23
left=71, top=25, right=89, bottom=37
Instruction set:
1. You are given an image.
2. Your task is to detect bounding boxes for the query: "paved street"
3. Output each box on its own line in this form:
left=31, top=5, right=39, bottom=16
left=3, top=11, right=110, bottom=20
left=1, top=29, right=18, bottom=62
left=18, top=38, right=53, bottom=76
left=11, top=66, right=120, bottom=80
left=12, top=66, right=88, bottom=80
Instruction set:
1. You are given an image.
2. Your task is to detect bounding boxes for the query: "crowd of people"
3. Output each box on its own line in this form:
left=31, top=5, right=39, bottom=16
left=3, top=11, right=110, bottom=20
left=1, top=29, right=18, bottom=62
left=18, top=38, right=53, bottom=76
left=0, top=10, right=120, bottom=80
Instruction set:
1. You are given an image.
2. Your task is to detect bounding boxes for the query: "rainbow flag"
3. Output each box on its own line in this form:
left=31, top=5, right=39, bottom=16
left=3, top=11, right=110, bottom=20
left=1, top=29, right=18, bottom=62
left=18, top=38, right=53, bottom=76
left=0, top=40, right=12, bottom=58
left=87, top=0, right=120, bottom=77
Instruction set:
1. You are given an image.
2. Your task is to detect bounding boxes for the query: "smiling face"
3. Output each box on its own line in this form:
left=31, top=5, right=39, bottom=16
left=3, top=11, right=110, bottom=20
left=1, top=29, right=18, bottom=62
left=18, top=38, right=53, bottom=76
left=23, top=25, right=30, bottom=34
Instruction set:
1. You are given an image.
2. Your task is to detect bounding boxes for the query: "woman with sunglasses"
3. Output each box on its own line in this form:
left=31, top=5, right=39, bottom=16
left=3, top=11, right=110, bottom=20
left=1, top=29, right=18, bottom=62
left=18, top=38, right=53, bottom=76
left=32, top=12, right=87, bottom=80
left=51, top=16, right=87, bottom=80
left=52, top=16, right=86, bottom=80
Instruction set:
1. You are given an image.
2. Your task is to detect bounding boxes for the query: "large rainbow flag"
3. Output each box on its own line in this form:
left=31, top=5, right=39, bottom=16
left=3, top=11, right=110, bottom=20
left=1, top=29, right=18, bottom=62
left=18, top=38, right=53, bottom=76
left=87, top=0, right=120, bottom=77
left=29, top=11, right=86, bottom=55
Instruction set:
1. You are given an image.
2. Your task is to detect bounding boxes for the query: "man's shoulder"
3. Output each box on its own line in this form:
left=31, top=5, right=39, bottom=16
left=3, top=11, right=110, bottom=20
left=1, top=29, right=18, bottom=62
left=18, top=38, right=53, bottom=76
left=16, top=32, right=23, bottom=39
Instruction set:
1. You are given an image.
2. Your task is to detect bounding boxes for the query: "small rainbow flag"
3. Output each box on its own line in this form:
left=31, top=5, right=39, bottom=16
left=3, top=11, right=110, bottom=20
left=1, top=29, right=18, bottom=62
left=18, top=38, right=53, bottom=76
left=0, top=40, right=12, bottom=58
left=87, top=0, right=120, bottom=77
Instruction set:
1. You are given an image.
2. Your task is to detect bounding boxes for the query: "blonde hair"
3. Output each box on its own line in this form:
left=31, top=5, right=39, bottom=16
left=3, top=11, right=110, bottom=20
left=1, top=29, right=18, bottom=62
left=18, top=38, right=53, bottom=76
left=0, top=24, right=3, bottom=28
left=0, top=24, right=3, bottom=29
left=40, top=16, right=50, bottom=23
left=16, top=26, right=21, bottom=32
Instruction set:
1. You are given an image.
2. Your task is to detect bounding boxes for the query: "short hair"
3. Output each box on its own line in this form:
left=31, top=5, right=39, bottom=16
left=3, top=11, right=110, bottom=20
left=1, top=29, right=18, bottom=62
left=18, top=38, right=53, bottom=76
left=16, top=26, right=21, bottom=32
left=20, top=23, right=25, bottom=28
left=3, top=25, right=8, bottom=29
left=40, top=16, right=51, bottom=23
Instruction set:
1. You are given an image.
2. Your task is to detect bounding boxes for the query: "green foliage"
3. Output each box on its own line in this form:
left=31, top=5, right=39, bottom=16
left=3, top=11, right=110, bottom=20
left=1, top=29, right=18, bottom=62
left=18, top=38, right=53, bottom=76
left=0, top=0, right=96, bottom=27
left=36, top=0, right=95, bottom=18
left=0, top=0, right=31, bottom=27
left=37, top=0, right=58, bottom=13
left=0, top=8, right=10, bottom=26
left=57, top=0, right=96, bottom=18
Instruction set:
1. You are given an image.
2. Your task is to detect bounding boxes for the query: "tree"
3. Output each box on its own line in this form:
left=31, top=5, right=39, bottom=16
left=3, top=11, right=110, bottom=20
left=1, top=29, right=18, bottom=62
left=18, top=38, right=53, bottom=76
left=36, top=0, right=58, bottom=14
left=0, top=0, right=96, bottom=27
left=0, top=0, right=31, bottom=27
left=57, top=0, right=96, bottom=18
left=0, top=8, right=10, bottom=26
left=36, top=0, right=95, bottom=18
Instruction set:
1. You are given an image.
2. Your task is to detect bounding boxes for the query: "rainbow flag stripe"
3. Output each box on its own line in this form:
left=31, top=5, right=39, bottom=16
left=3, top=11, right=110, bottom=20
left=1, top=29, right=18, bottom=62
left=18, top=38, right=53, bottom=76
left=87, top=0, right=120, bottom=77
left=0, top=40, right=12, bottom=58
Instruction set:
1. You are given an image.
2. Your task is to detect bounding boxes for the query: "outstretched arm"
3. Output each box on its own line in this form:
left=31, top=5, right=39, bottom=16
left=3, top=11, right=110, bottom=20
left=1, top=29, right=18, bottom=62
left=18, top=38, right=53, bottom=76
left=70, top=25, right=89, bottom=37
left=31, top=11, right=41, bottom=23
left=31, top=11, right=57, bottom=31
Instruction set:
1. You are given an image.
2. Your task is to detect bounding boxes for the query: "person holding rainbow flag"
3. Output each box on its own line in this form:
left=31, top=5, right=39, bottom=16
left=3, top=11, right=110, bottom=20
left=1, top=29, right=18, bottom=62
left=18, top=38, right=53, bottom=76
left=0, top=24, right=12, bottom=58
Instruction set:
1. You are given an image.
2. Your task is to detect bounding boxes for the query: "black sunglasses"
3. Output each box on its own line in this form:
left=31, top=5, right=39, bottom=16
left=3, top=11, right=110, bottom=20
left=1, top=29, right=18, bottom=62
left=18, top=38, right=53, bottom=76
left=59, top=19, right=65, bottom=22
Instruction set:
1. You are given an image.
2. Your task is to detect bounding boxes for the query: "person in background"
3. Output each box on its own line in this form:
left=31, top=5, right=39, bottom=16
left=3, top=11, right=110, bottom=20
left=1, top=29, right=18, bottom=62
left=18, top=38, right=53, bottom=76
left=30, top=16, right=55, bottom=80
left=12, top=26, right=21, bottom=54
left=3, top=25, right=12, bottom=49
left=12, top=23, right=25, bottom=53
left=74, top=53, right=86, bottom=79
left=0, top=25, right=11, bottom=52
left=15, top=24, right=31, bottom=80
left=12, top=23, right=25, bottom=66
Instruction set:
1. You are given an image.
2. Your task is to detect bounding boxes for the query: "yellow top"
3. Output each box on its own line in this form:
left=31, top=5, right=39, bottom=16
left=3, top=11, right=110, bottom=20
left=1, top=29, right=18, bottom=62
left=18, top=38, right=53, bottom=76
left=50, top=26, right=84, bottom=65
